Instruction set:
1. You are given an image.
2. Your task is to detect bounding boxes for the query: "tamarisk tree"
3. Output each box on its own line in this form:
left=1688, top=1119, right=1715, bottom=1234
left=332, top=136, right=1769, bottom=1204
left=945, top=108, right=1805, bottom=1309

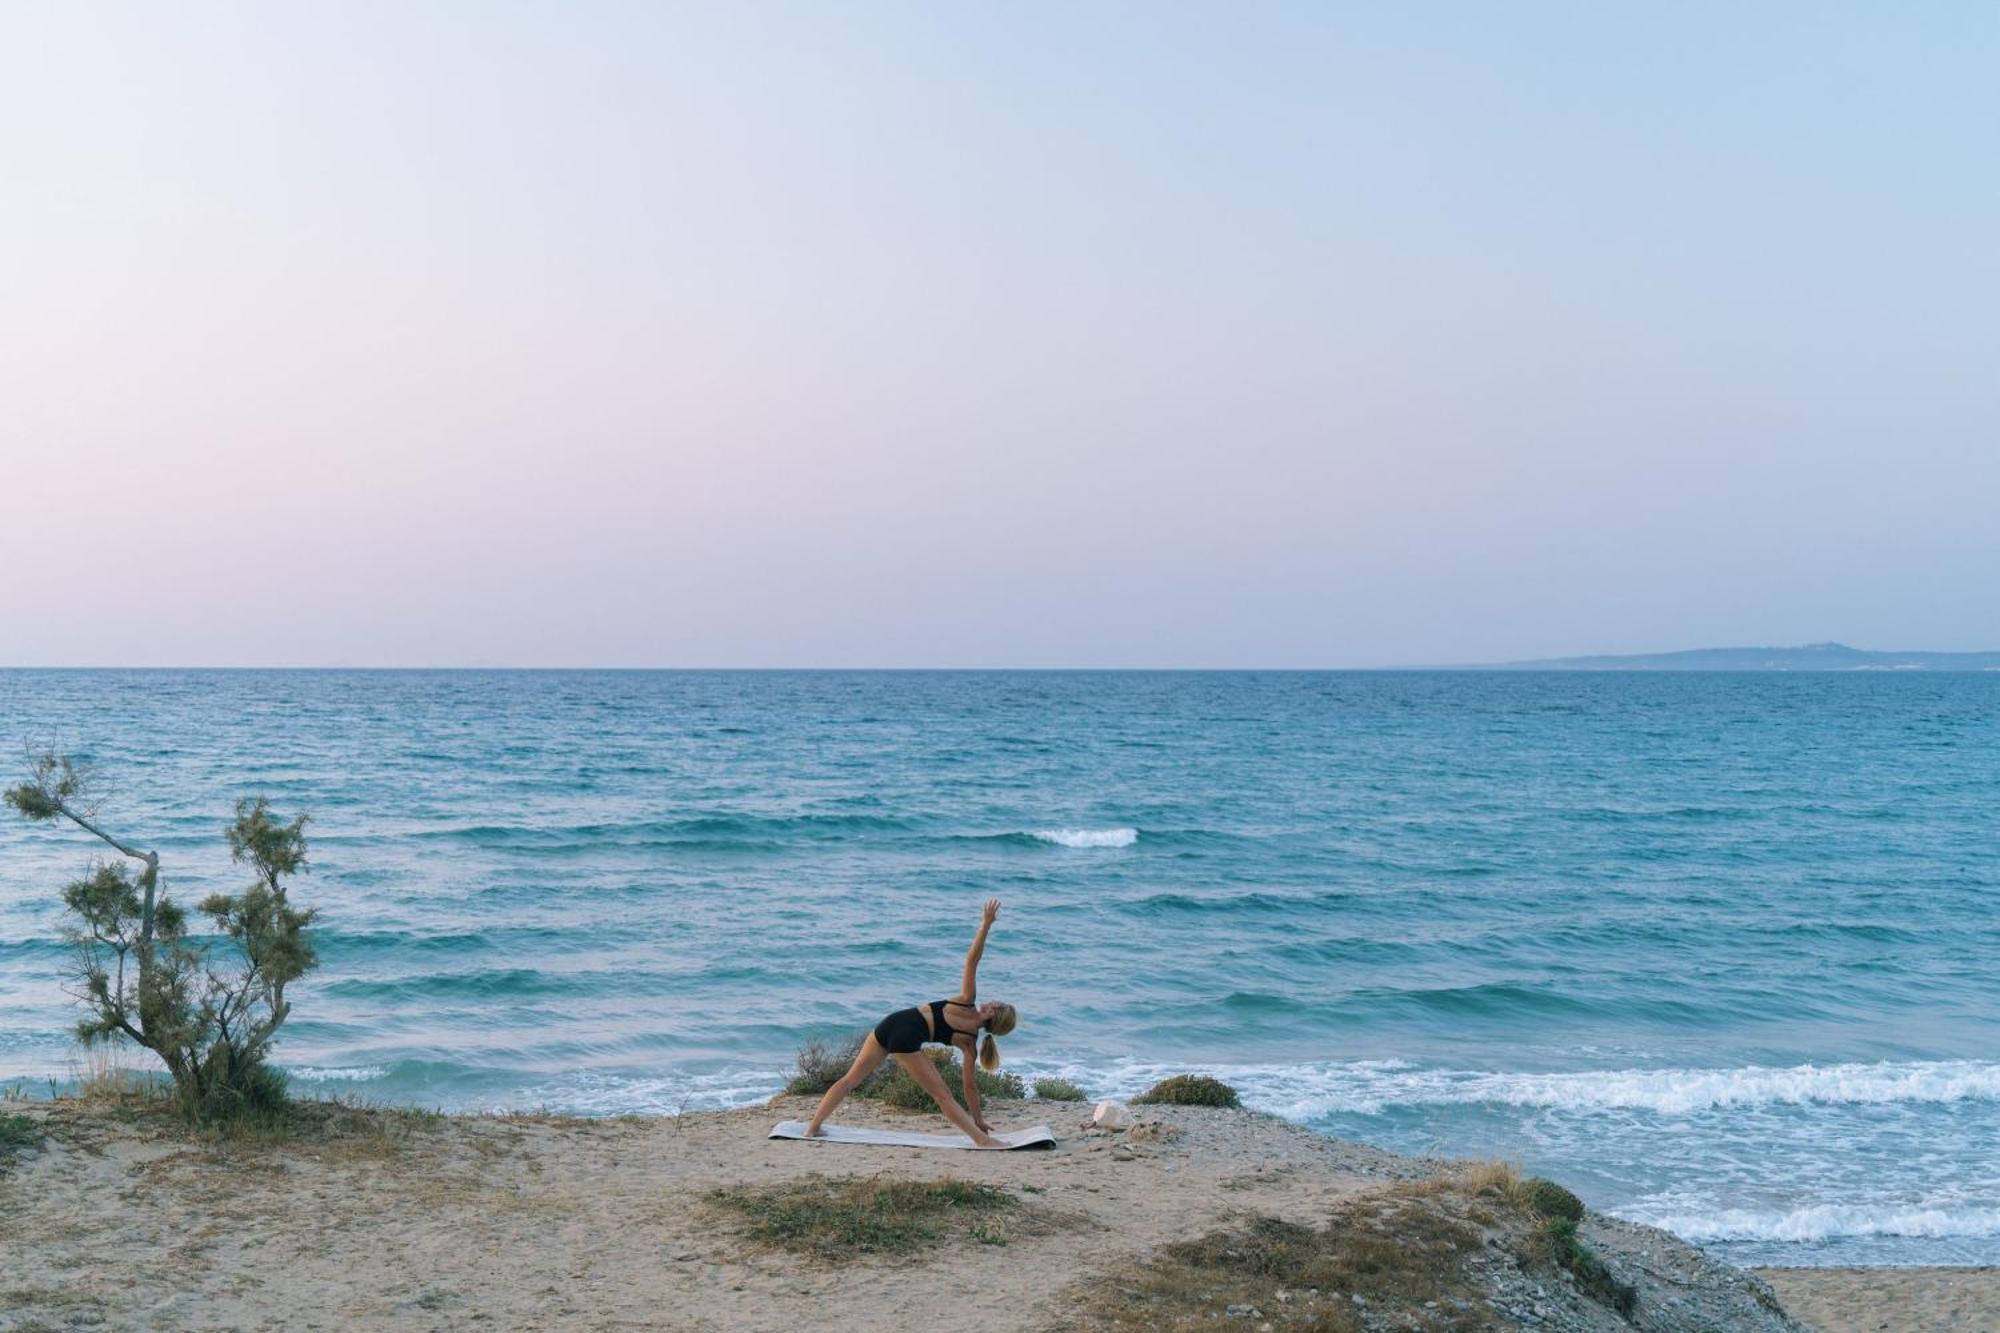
left=5, top=752, right=317, bottom=1120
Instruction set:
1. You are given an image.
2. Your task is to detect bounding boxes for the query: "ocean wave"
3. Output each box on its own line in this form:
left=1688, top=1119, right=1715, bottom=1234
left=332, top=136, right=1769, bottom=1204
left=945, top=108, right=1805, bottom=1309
left=283, top=1064, right=391, bottom=1083
left=1012, top=1057, right=2000, bottom=1118
left=1030, top=827, right=1138, bottom=848
left=1627, top=1201, right=2000, bottom=1244
left=509, top=1067, right=788, bottom=1116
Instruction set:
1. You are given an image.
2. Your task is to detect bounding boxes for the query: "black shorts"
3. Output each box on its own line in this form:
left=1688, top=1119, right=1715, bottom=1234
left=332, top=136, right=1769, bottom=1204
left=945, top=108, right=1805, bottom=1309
left=873, top=1006, right=933, bottom=1054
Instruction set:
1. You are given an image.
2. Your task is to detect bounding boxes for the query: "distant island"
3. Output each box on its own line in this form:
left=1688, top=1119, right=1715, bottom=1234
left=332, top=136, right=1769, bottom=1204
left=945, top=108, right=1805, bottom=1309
left=1473, top=641, right=2000, bottom=671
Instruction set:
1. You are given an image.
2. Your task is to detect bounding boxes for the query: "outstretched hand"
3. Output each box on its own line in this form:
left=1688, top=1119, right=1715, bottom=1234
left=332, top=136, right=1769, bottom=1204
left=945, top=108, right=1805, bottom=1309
left=981, top=898, right=1001, bottom=925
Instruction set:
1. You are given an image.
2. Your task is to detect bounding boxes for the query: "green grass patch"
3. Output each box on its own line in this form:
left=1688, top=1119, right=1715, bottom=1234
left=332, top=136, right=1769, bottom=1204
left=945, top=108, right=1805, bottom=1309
left=0, top=1112, right=42, bottom=1161
left=1032, top=1076, right=1087, bottom=1102
left=708, top=1176, right=1029, bottom=1261
left=1133, top=1074, right=1239, bottom=1107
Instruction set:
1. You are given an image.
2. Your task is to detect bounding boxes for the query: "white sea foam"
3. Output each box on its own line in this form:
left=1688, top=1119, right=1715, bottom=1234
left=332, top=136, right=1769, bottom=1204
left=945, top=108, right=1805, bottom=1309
left=509, top=1067, right=789, bottom=1117
left=1031, top=827, right=1138, bottom=848
left=1010, top=1057, right=2000, bottom=1118
left=284, top=1064, right=391, bottom=1083
left=1624, top=1201, right=2000, bottom=1244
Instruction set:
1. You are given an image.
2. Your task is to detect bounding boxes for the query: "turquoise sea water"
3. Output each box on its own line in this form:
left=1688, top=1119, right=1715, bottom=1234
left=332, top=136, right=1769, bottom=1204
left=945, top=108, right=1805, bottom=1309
left=1, top=669, right=1995, bottom=1267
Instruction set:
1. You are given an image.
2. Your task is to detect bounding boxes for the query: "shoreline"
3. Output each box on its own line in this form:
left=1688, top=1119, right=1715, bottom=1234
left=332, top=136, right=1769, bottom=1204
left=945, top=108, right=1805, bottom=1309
left=5, top=1091, right=1978, bottom=1331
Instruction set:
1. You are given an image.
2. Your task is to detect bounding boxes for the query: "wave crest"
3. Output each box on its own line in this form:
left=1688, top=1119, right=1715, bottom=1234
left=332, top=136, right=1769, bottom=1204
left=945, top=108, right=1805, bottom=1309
left=1030, top=827, right=1138, bottom=848
left=1628, top=1201, right=2000, bottom=1244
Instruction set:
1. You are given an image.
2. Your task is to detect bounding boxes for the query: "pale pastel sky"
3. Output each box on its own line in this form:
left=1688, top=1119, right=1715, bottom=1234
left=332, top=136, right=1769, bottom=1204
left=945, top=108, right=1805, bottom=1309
left=2, top=3, right=1995, bottom=667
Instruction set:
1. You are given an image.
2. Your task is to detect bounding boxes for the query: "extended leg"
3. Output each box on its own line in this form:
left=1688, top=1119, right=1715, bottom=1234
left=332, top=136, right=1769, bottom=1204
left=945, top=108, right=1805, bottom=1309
left=805, top=1034, right=887, bottom=1136
left=893, top=1052, right=996, bottom=1146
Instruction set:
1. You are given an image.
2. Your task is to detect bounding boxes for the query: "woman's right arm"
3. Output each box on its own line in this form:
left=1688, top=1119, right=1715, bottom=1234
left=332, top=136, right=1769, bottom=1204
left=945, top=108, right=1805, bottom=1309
left=956, top=898, right=1000, bottom=1001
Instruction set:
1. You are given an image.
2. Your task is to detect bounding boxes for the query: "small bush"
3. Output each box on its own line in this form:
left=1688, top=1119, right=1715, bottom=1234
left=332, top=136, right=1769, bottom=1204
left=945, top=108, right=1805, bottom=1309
left=873, top=1049, right=1024, bottom=1111
left=1518, top=1176, right=1584, bottom=1224
left=785, top=1032, right=879, bottom=1097
left=708, top=1175, right=1022, bottom=1260
left=1133, top=1074, right=1239, bottom=1108
left=1033, top=1076, right=1087, bottom=1102
left=1517, top=1180, right=1635, bottom=1317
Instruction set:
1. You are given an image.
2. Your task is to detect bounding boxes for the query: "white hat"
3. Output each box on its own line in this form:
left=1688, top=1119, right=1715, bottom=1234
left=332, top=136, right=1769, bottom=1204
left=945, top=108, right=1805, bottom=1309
left=1090, top=1100, right=1132, bottom=1130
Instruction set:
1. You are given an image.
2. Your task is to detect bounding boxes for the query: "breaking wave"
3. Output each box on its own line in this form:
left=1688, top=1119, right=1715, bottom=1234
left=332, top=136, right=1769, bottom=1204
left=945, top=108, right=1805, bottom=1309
left=1030, top=827, right=1138, bottom=848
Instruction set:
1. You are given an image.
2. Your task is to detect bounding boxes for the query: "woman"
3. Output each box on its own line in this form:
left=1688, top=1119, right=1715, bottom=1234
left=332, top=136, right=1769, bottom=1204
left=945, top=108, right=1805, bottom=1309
left=804, top=898, right=1019, bottom=1146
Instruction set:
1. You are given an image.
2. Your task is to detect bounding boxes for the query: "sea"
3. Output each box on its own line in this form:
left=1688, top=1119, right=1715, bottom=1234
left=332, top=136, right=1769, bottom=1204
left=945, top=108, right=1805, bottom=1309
left=1, top=669, right=1994, bottom=1269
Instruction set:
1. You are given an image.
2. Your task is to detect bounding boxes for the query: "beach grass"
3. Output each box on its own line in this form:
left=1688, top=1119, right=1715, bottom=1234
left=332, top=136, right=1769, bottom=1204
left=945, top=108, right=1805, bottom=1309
left=707, top=1175, right=1029, bottom=1261
left=1070, top=1189, right=1492, bottom=1331
left=0, top=1112, right=42, bottom=1163
left=1032, top=1076, right=1087, bottom=1101
left=1069, top=1162, right=1642, bottom=1331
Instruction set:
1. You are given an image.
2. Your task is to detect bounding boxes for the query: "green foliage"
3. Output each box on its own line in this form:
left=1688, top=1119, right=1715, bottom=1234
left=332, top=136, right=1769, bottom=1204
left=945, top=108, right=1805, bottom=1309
left=3, top=752, right=82, bottom=821
left=1519, top=1176, right=1585, bottom=1224
left=709, top=1175, right=1020, bottom=1260
left=871, top=1048, right=1024, bottom=1111
left=1516, top=1176, right=1635, bottom=1317
left=0, top=1112, right=42, bottom=1160
left=783, top=1032, right=883, bottom=1098
left=1134, top=1073, right=1240, bottom=1107
left=1032, top=1076, right=1087, bottom=1102
left=1537, top=1214, right=1638, bottom=1317
left=8, top=752, right=319, bottom=1125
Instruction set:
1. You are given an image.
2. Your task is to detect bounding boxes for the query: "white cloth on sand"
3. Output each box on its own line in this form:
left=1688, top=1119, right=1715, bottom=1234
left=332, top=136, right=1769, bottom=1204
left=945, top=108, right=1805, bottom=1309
left=769, top=1120, right=1055, bottom=1150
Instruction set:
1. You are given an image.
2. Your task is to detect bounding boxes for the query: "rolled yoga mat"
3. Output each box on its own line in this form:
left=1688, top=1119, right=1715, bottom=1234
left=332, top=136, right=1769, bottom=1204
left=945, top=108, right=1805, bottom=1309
left=769, top=1120, right=1055, bottom=1150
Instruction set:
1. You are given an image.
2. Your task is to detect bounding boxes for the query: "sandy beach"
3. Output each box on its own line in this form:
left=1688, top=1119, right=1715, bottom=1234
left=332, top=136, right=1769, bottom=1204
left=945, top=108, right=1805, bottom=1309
left=1751, top=1268, right=2000, bottom=1333
left=8, top=1090, right=1978, bottom=1332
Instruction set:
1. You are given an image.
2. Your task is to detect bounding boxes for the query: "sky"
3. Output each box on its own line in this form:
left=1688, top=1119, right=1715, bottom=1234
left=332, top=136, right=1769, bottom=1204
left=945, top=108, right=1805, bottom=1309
left=1, top=3, right=1995, bottom=668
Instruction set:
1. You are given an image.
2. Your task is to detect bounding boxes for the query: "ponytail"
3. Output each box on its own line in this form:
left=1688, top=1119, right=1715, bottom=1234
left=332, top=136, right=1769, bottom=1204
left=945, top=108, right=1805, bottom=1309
left=978, top=1003, right=1017, bottom=1070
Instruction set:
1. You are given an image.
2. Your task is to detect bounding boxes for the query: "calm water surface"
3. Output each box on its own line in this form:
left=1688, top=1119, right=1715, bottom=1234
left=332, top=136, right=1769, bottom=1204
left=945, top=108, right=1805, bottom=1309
left=0, top=669, right=1994, bottom=1266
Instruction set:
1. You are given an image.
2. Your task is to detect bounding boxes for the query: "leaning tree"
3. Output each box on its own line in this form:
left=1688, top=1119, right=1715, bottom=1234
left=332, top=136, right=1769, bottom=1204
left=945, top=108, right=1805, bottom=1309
left=5, top=751, right=317, bottom=1121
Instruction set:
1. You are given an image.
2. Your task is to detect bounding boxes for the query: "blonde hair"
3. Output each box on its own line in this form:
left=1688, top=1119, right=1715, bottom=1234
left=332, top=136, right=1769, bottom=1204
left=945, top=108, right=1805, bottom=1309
left=979, top=1003, right=1018, bottom=1071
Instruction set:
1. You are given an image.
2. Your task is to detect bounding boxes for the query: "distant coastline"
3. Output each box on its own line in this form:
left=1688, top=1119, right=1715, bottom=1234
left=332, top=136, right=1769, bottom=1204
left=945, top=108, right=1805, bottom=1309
left=1461, top=641, right=2000, bottom=672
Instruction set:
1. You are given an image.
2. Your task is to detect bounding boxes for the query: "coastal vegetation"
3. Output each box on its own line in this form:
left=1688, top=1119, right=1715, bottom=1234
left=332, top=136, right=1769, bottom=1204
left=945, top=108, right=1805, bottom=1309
left=706, top=1176, right=1035, bottom=1259
left=1134, top=1074, right=1240, bottom=1108
left=0, top=1111, right=42, bottom=1167
left=785, top=1034, right=1024, bottom=1109
left=5, top=752, right=317, bottom=1124
left=1069, top=1163, right=1638, bottom=1331
left=1032, top=1076, right=1087, bottom=1101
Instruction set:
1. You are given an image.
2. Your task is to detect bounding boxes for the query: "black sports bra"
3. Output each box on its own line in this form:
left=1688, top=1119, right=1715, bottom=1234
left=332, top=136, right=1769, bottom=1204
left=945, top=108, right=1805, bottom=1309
left=929, top=999, right=975, bottom=1045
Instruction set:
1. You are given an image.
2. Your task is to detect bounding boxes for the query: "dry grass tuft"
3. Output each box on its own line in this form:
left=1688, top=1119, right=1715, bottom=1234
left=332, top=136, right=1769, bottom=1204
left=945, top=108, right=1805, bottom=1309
left=706, top=1175, right=1051, bottom=1262
left=1067, top=1164, right=1638, bottom=1331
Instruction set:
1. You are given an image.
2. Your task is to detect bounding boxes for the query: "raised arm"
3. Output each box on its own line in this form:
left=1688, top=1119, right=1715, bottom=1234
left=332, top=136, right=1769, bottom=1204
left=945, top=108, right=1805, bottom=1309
left=956, top=898, right=1000, bottom=1001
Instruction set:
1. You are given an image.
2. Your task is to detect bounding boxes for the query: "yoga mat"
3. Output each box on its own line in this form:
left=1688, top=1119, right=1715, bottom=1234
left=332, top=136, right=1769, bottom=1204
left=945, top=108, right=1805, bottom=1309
left=769, top=1120, right=1055, bottom=1150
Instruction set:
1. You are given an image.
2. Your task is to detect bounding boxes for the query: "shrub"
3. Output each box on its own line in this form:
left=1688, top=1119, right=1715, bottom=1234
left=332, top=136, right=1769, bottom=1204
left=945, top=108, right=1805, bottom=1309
left=1133, top=1074, right=1239, bottom=1107
left=1518, top=1176, right=1585, bottom=1224
left=1032, top=1076, right=1087, bottom=1102
left=785, top=1033, right=878, bottom=1097
left=1513, top=1175, right=1634, bottom=1317
left=5, top=753, right=317, bottom=1124
left=871, top=1049, right=1024, bottom=1111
